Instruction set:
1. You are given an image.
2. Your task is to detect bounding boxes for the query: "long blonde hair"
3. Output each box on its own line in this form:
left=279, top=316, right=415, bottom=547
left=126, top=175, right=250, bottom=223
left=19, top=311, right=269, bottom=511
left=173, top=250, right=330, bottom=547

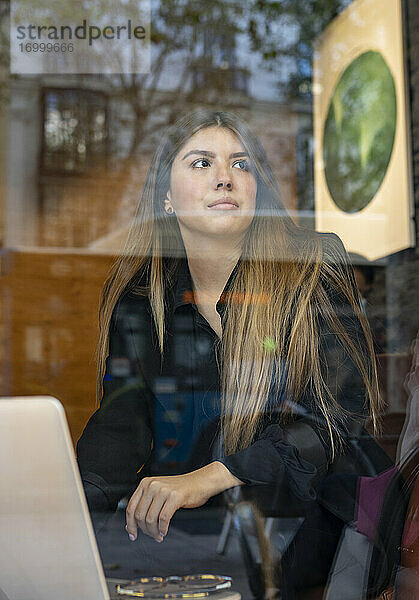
left=95, top=109, right=382, bottom=460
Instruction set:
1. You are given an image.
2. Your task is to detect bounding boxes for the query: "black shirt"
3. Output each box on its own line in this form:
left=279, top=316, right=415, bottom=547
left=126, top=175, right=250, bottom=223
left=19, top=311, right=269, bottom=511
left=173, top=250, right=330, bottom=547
left=76, top=235, right=372, bottom=525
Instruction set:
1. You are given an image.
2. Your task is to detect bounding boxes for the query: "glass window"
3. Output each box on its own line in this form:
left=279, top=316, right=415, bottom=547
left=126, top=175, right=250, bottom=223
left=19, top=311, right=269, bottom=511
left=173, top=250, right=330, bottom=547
left=1, top=1, right=417, bottom=599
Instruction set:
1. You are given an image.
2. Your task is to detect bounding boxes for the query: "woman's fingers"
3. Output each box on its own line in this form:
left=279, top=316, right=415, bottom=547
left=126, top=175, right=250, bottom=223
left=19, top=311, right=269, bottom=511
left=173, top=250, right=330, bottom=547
left=126, top=479, right=181, bottom=542
left=141, top=490, right=169, bottom=541
left=158, top=493, right=180, bottom=537
left=125, top=483, right=145, bottom=541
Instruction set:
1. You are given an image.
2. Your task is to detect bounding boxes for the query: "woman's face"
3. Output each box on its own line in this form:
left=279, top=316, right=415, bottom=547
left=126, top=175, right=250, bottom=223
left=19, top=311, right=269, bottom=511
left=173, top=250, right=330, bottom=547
left=166, top=126, right=257, bottom=242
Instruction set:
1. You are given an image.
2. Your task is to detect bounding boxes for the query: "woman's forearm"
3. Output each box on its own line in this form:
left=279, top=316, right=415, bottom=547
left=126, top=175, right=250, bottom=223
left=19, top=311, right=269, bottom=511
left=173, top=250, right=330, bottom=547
left=201, top=460, right=245, bottom=495
left=125, top=460, right=245, bottom=541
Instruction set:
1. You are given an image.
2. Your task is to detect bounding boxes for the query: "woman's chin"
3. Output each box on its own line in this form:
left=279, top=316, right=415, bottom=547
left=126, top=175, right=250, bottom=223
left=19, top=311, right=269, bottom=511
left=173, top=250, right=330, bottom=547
left=197, top=218, right=252, bottom=238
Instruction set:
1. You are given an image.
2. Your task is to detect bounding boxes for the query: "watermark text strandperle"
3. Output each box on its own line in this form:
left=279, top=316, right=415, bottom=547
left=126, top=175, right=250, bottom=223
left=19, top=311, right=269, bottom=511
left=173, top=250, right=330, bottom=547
left=15, top=19, right=146, bottom=46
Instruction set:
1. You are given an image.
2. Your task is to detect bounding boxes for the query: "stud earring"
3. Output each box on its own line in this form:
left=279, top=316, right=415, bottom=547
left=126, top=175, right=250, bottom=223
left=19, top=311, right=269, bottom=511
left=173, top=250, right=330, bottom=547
left=165, top=205, right=174, bottom=214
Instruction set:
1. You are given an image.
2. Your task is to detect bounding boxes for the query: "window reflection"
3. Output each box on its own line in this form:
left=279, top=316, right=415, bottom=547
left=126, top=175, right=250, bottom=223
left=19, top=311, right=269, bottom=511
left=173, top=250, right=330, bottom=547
left=42, top=88, right=108, bottom=175
left=0, top=0, right=417, bottom=599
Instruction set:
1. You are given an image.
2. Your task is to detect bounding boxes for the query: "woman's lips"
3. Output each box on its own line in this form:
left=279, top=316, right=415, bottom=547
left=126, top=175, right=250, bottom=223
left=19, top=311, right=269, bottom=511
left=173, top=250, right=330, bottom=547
left=208, top=197, right=239, bottom=210
left=208, top=202, right=239, bottom=210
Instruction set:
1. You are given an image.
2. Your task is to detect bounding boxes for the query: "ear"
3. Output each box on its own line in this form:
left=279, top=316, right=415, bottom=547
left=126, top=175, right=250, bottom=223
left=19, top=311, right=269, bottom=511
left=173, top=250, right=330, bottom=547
left=164, top=190, right=173, bottom=212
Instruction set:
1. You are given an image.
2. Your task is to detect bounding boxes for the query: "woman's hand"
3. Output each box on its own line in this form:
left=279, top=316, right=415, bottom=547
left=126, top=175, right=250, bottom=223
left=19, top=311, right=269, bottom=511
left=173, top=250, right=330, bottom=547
left=125, top=461, right=243, bottom=542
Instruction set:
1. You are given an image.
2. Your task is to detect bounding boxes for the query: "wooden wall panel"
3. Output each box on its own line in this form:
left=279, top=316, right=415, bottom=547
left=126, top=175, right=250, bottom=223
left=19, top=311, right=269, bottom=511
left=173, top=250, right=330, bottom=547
left=0, top=249, right=115, bottom=446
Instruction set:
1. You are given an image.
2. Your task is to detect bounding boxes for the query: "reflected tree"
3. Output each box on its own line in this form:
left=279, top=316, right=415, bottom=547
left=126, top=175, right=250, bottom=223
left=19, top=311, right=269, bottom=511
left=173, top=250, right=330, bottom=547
left=1, top=0, right=353, bottom=154
left=247, top=0, right=352, bottom=100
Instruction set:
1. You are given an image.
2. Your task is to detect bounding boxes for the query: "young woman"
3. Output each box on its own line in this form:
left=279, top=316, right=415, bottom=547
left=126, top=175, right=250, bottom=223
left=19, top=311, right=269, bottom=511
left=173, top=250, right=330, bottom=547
left=77, top=109, right=387, bottom=597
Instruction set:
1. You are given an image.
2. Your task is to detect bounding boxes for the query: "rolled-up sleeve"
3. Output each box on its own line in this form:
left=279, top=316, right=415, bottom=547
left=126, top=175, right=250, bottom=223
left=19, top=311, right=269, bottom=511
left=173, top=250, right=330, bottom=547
left=219, top=424, right=317, bottom=502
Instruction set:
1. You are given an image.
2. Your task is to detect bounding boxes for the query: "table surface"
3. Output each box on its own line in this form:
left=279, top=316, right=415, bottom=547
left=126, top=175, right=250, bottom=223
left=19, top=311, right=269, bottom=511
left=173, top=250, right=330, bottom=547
left=106, top=579, right=241, bottom=600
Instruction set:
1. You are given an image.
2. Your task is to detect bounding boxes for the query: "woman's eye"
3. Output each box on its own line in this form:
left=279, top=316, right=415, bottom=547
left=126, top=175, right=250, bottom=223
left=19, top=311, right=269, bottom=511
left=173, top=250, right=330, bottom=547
left=233, top=159, right=249, bottom=171
left=191, top=158, right=250, bottom=171
left=191, top=158, right=211, bottom=168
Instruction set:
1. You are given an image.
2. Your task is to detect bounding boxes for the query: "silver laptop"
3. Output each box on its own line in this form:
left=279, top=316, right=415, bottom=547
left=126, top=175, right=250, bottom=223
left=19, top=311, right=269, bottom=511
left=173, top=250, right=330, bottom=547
left=0, top=396, right=113, bottom=600
left=0, top=396, right=242, bottom=600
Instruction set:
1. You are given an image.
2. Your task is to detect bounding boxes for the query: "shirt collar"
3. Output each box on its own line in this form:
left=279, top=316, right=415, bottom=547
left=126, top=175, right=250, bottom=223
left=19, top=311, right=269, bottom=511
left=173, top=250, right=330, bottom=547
left=172, top=255, right=242, bottom=317
left=173, top=256, right=193, bottom=310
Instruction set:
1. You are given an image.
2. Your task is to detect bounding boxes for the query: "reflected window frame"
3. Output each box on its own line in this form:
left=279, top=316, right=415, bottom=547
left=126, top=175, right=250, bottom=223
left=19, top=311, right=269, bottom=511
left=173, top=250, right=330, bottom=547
left=40, top=87, right=109, bottom=177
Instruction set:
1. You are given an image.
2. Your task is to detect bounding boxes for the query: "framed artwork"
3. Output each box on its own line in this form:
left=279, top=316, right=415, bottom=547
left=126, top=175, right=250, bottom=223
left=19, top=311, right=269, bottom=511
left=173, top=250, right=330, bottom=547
left=313, top=0, right=415, bottom=261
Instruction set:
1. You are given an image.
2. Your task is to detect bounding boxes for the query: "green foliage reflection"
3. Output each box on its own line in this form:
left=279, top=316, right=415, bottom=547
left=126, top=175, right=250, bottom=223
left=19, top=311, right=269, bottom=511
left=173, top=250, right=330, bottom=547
left=323, top=51, right=397, bottom=213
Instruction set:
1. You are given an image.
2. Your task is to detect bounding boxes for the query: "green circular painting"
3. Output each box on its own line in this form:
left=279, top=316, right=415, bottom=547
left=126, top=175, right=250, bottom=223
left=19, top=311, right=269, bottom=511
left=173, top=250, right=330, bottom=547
left=323, top=51, right=397, bottom=213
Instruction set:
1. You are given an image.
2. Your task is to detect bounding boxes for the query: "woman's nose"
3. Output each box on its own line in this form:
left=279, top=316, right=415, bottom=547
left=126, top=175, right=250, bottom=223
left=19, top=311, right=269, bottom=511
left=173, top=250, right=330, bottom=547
left=214, top=162, right=233, bottom=189
left=215, top=172, right=232, bottom=190
left=217, top=181, right=232, bottom=189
